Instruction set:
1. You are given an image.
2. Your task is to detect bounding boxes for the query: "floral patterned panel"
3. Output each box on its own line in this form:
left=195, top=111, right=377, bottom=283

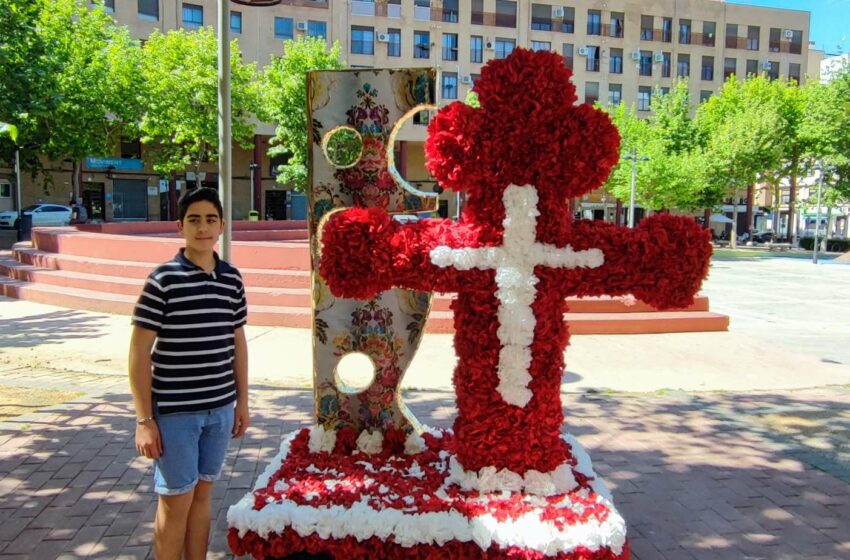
left=307, top=69, right=436, bottom=433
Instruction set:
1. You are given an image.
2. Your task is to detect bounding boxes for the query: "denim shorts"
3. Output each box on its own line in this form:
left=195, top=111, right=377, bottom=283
left=153, top=403, right=234, bottom=496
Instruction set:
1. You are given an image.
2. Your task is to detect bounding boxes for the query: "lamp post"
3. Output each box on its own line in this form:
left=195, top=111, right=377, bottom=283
left=622, top=149, right=649, bottom=228
left=813, top=160, right=826, bottom=264
left=218, top=0, right=232, bottom=260
left=13, top=143, right=40, bottom=223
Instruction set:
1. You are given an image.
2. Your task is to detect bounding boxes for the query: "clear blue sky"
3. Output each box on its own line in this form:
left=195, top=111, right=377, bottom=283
left=729, top=0, right=850, bottom=54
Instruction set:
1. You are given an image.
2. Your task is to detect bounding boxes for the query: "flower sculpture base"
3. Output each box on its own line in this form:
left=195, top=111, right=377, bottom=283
left=227, top=426, right=629, bottom=560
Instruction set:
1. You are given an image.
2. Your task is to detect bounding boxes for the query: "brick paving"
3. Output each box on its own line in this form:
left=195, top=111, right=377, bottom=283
left=0, top=375, right=849, bottom=559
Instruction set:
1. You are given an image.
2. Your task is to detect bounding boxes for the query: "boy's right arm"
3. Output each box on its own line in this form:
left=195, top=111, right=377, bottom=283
left=129, top=326, right=162, bottom=459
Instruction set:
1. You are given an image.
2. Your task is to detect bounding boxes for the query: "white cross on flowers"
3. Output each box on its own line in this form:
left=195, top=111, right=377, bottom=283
left=430, top=184, right=605, bottom=407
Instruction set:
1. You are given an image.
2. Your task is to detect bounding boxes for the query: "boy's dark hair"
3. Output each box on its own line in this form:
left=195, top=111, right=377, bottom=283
left=177, top=187, right=223, bottom=222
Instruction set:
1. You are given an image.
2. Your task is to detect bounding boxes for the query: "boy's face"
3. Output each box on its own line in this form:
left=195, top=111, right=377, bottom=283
left=177, top=200, right=224, bottom=253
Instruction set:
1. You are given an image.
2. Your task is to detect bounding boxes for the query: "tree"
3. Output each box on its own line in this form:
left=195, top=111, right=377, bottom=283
left=139, top=27, right=261, bottom=186
left=262, top=37, right=345, bottom=192
left=34, top=0, right=144, bottom=199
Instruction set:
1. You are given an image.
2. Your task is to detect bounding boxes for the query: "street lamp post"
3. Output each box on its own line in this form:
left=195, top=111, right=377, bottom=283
left=813, top=160, right=826, bottom=264
left=218, top=0, right=232, bottom=261
left=622, top=149, right=649, bottom=228
left=249, top=162, right=260, bottom=213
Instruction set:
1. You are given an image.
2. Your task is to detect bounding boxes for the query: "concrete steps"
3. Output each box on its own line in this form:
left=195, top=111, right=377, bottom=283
left=0, top=226, right=730, bottom=334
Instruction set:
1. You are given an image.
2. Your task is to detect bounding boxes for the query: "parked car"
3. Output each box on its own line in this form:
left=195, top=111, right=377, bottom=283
left=0, top=204, right=72, bottom=229
left=751, top=231, right=774, bottom=243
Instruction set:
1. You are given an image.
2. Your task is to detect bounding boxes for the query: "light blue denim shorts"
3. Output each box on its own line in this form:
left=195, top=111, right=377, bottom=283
left=153, top=403, right=234, bottom=496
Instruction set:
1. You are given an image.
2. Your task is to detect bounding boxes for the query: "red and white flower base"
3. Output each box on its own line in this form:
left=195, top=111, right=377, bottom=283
left=227, top=426, right=629, bottom=559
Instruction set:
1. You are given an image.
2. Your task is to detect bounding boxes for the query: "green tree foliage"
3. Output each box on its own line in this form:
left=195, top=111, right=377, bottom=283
left=262, top=37, right=345, bottom=192
left=139, top=27, right=261, bottom=185
left=35, top=0, right=144, bottom=196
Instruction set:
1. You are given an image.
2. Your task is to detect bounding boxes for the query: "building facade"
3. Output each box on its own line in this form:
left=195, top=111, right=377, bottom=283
left=2, top=0, right=815, bottom=223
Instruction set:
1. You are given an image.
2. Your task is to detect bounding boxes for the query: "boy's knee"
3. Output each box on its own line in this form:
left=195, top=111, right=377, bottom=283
left=193, top=480, right=214, bottom=503
left=158, top=488, right=195, bottom=516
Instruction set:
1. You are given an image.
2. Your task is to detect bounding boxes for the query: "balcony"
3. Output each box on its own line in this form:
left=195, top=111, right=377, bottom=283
left=642, top=29, right=672, bottom=42
left=278, top=0, right=328, bottom=7
left=471, top=11, right=516, bottom=28
left=608, top=22, right=624, bottom=38
left=414, top=5, right=431, bottom=20
left=768, top=41, right=803, bottom=55
left=375, top=2, right=401, bottom=17
left=351, top=0, right=375, bottom=16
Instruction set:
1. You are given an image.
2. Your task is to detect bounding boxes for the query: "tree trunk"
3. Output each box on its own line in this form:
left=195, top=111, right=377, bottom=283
left=824, top=206, right=834, bottom=252
left=730, top=187, right=740, bottom=249
left=773, top=185, right=781, bottom=238
left=71, top=160, right=81, bottom=204
left=788, top=165, right=797, bottom=242
left=745, top=183, right=754, bottom=234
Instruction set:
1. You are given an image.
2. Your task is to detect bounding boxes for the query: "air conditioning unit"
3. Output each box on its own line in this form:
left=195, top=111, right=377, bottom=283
left=552, top=6, right=565, bottom=18
left=630, top=50, right=641, bottom=61
left=460, top=75, right=472, bottom=84
left=783, top=29, right=794, bottom=39
left=296, top=21, right=308, bottom=32
left=376, top=33, right=390, bottom=43
left=485, top=40, right=494, bottom=50
left=762, top=61, right=772, bottom=70
left=653, top=52, right=664, bottom=63
left=577, top=46, right=589, bottom=56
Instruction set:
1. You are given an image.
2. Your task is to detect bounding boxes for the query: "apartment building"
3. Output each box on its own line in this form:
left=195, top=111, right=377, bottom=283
left=5, top=0, right=815, bottom=223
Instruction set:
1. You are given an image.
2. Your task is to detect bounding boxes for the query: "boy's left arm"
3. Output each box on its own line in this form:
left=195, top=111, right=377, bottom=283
left=232, top=326, right=249, bottom=438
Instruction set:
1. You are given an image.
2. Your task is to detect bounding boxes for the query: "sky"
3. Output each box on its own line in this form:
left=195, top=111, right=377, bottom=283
left=728, top=0, right=850, bottom=55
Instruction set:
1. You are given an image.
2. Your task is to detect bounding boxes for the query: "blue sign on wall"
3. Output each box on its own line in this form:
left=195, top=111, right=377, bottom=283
left=84, top=157, right=144, bottom=171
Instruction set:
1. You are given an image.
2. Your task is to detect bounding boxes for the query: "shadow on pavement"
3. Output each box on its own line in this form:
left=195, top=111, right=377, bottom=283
left=0, top=309, right=110, bottom=348
left=0, top=387, right=848, bottom=559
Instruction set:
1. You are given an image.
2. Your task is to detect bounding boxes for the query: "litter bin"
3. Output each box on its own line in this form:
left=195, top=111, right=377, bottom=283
left=17, top=213, right=32, bottom=242
left=248, top=210, right=259, bottom=222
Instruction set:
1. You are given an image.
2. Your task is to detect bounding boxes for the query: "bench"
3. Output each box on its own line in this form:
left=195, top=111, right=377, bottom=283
left=766, top=242, right=792, bottom=252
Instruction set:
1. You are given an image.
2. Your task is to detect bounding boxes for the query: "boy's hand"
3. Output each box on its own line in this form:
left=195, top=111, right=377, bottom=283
left=136, top=422, right=162, bottom=459
left=232, top=401, right=250, bottom=438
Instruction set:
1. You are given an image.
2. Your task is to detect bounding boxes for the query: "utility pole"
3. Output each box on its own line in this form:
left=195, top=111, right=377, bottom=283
left=218, top=0, right=233, bottom=260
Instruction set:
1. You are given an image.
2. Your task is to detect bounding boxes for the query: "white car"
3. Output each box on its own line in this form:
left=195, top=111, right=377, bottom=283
left=0, top=204, right=72, bottom=229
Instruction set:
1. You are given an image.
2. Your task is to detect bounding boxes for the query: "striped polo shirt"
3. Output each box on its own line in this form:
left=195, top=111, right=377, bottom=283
left=132, top=249, right=247, bottom=415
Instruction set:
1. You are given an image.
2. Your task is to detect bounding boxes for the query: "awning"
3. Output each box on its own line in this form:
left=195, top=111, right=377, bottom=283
left=709, top=213, right=734, bottom=224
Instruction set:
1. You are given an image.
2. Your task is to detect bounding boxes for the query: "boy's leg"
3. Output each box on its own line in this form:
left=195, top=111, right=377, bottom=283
left=155, top=490, right=195, bottom=560
left=184, top=480, right=214, bottom=560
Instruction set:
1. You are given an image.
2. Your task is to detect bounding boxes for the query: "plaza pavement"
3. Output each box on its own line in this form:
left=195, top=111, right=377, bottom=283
left=0, top=255, right=848, bottom=559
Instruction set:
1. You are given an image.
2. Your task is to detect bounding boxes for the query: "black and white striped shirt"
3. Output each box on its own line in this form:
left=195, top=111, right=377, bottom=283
left=132, top=249, right=247, bottom=415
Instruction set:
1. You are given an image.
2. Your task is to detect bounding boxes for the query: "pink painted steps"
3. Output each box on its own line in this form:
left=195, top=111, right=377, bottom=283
left=0, top=223, right=729, bottom=334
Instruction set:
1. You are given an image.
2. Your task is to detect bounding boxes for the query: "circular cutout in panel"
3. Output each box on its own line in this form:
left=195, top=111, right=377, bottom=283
left=321, top=126, right=363, bottom=169
left=385, top=104, right=440, bottom=212
left=334, top=352, right=376, bottom=393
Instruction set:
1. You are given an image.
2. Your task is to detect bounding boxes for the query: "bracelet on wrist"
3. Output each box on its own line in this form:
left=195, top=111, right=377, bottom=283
left=136, top=416, right=155, bottom=425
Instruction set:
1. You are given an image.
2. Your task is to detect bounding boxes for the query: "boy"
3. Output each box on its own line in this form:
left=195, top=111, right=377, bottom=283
left=129, top=187, right=250, bottom=560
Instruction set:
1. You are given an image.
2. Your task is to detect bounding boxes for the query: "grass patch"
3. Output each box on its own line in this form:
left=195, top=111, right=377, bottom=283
left=0, top=387, right=84, bottom=422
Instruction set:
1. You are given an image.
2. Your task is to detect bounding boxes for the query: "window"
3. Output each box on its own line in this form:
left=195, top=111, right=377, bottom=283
left=138, top=0, right=158, bottom=20
left=471, top=0, right=483, bottom=25
left=746, top=59, right=758, bottom=76
left=95, top=0, right=115, bottom=12
left=640, top=15, right=654, bottom=40
left=769, top=28, right=781, bottom=52
left=0, top=183, right=12, bottom=198
left=182, top=4, right=203, bottom=29
left=608, top=83, right=622, bottom=105
left=275, top=17, right=294, bottom=40
left=351, top=26, right=375, bottom=55
left=659, top=86, right=670, bottom=95
left=562, top=43, right=574, bottom=69
left=679, top=19, right=691, bottom=44
left=495, top=0, right=516, bottom=28
left=638, top=86, right=651, bottom=111
left=308, top=21, right=327, bottom=39
left=747, top=26, right=759, bottom=50
left=531, top=41, right=551, bottom=52
left=387, top=29, right=401, bottom=57
left=610, top=48, right=623, bottom=74
left=120, top=139, right=142, bottom=160
left=789, top=62, right=801, bottom=83
left=561, top=7, right=575, bottom=33
left=585, top=45, right=599, bottom=72
left=587, top=10, right=602, bottom=35
left=701, top=56, right=714, bottom=81
left=767, top=61, right=779, bottom=80
left=470, top=35, right=483, bottom=63
left=724, top=57, right=736, bottom=79
left=677, top=54, right=690, bottom=78
left=230, top=11, right=242, bottom=34
left=495, top=38, right=515, bottom=59
left=790, top=30, right=803, bottom=54
left=442, top=33, right=458, bottom=61
left=269, top=152, right=291, bottom=177
left=640, top=51, right=653, bottom=76
left=662, top=17, right=672, bottom=42
left=585, top=82, right=599, bottom=105
left=702, top=21, right=716, bottom=47
left=531, top=4, right=552, bottom=31
left=442, top=0, right=458, bottom=23
left=661, top=52, right=671, bottom=77
left=609, top=12, right=624, bottom=38
left=700, top=90, right=712, bottom=103
left=414, top=30, right=430, bottom=58
left=442, top=72, right=458, bottom=99
left=726, top=23, right=739, bottom=49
